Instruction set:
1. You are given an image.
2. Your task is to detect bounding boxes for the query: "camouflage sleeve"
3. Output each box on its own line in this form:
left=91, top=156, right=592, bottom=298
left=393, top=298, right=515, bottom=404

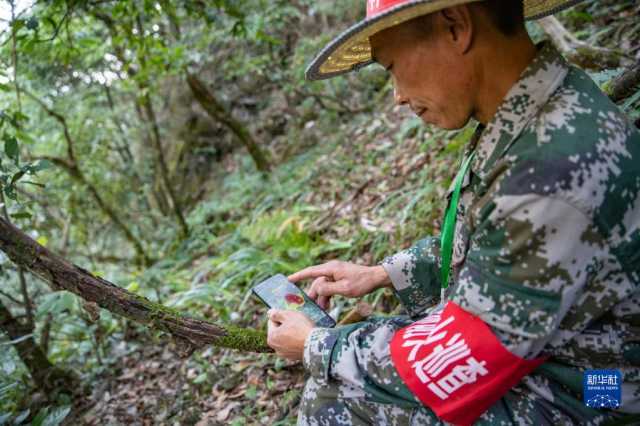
left=381, top=237, right=441, bottom=318
left=452, top=192, right=611, bottom=359
left=303, top=327, right=339, bottom=383
left=302, top=318, right=421, bottom=407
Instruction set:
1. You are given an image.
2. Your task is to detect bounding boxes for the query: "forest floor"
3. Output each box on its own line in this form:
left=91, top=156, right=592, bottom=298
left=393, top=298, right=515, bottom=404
left=80, top=343, right=305, bottom=425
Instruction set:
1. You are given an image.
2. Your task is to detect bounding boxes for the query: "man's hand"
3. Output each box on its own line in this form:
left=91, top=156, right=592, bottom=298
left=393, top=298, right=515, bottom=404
left=267, top=309, right=315, bottom=361
left=288, top=261, right=392, bottom=309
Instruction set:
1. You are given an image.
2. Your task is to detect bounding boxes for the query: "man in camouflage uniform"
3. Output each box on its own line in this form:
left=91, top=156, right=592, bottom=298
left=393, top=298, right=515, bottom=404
left=266, top=1, right=640, bottom=424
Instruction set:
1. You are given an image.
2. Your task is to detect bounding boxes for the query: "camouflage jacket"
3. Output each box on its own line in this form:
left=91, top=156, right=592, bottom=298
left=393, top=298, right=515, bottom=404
left=302, top=43, right=640, bottom=423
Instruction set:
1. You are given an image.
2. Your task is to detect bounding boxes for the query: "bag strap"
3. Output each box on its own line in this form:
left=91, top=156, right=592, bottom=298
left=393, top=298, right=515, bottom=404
left=439, top=152, right=475, bottom=302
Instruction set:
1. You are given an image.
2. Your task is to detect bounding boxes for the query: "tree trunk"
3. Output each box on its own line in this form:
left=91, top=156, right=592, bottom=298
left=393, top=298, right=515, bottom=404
left=140, top=91, right=190, bottom=238
left=0, top=299, right=76, bottom=394
left=132, top=13, right=189, bottom=238
left=0, top=217, right=270, bottom=355
left=186, top=73, right=271, bottom=173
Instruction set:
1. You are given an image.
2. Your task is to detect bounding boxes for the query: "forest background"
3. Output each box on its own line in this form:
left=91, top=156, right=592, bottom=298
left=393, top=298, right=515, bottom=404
left=0, top=0, right=639, bottom=424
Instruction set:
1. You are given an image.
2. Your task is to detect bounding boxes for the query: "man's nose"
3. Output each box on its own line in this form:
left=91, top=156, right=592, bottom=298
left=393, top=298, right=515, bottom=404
left=394, top=87, right=409, bottom=107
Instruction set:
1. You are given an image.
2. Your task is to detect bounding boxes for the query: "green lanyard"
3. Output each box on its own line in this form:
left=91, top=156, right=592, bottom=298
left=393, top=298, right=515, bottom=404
left=439, top=152, right=475, bottom=303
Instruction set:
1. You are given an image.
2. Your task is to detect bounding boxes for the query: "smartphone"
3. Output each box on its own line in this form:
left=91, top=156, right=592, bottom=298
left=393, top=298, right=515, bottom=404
left=252, top=274, right=336, bottom=328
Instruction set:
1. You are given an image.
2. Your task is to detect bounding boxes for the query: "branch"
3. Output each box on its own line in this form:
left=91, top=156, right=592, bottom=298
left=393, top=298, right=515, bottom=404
left=186, top=73, right=271, bottom=173
left=40, top=312, right=53, bottom=355
left=293, top=88, right=373, bottom=114
left=21, top=88, right=76, bottom=163
left=338, top=301, right=373, bottom=326
left=0, top=216, right=271, bottom=354
left=607, top=61, right=640, bottom=104
left=139, top=90, right=190, bottom=238
left=129, top=13, right=189, bottom=238
left=23, top=89, right=152, bottom=265
left=16, top=188, right=66, bottom=229
left=0, top=288, right=25, bottom=305
left=35, top=5, right=72, bottom=43
left=537, top=16, right=624, bottom=71
left=0, top=0, right=36, bottom=47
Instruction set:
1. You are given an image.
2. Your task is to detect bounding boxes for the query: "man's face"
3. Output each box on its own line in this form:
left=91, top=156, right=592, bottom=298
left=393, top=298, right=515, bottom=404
left=370, top=15, right=475, bottom=130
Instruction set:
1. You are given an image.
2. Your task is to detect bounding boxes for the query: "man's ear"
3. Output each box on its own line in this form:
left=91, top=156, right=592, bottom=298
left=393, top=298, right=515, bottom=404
left=439, top=6, right=473, bottom=54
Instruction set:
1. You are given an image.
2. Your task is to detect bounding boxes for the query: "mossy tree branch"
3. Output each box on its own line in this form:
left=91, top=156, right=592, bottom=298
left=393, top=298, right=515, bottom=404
left=607, top=61, right=640, bottom=104
left=0, top=216, right=271, bottom=354
left=537, top=16, right=624, bottom=71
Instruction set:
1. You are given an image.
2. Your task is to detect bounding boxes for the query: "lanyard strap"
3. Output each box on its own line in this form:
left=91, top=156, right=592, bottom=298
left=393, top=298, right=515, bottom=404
left=439, top=152, right=475, bottom=300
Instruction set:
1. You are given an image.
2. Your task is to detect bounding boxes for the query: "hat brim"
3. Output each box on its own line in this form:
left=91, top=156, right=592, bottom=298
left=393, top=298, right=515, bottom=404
left=305, top=0, right=585, bottom=81
left=306, top=0, right=481, bottom=81
left=524, top=0, right=586, bottom=20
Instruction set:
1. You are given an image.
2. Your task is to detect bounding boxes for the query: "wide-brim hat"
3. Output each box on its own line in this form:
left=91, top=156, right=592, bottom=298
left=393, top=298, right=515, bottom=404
left=306, top=0, right=584, bottom=81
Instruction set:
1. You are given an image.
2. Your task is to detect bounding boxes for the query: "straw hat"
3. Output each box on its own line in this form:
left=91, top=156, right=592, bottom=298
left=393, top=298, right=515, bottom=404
left=306, top=0, right=584, bottom=81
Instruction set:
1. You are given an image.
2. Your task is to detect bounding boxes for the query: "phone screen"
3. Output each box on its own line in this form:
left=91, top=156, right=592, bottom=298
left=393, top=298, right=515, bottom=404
left=252, top=274, right=336, bottom=328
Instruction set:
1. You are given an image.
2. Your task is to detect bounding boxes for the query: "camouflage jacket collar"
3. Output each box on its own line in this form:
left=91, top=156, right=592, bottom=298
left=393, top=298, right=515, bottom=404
left=468, top=42, right=570, bottom=182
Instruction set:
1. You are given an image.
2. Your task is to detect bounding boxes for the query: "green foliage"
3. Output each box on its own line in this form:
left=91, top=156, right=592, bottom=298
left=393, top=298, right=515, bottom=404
left=0, top=110, right=51, bottom=204
left=30, top=406, right=71, bottom=426
left=0, top=344, right=29, bottom=418
left=0, top=0, right=637, bottom=422
left=35, top=292, right=78, bottom=319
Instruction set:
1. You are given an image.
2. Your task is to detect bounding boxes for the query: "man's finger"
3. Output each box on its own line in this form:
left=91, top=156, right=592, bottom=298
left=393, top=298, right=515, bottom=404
left=317, top=295, right=331, bottom=310
left=307, top=276, right=328, bottom=300
left=288, top=264, right=335, bottom=282
left=316, top=279, right=349, bottom=297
